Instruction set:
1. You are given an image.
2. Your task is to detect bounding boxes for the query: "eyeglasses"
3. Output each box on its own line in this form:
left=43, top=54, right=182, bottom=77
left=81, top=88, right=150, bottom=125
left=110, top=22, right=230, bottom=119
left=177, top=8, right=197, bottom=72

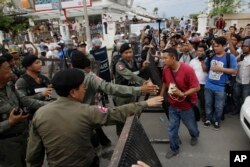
left=242, top=45, right=249, bottom=47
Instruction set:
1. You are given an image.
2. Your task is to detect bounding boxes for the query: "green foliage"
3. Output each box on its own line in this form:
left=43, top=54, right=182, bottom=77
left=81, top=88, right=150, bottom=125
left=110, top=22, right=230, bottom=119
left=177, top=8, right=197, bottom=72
left=0, top=13, right=14, bottom=32
left=209, top=0, right=240, bottom=15
left=0, top=1, right=30, bottom=38
left=189, top=13, right=199, bottom=20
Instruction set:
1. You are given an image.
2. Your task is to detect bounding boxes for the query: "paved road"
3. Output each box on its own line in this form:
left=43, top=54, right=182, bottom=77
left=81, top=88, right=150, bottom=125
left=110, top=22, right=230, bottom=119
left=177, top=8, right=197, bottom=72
left=101, top=112, right=250, bottom=167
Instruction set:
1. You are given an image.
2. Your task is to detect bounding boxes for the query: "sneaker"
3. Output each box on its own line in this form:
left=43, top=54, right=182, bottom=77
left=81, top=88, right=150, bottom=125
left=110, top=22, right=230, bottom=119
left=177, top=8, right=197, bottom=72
left=214, top=122, right=220, bottom=130
left=204, top=120, right=211, bottom=127
left=190, top=137, right=198, bottom=146
left=165, top=149, right=179, bottom=159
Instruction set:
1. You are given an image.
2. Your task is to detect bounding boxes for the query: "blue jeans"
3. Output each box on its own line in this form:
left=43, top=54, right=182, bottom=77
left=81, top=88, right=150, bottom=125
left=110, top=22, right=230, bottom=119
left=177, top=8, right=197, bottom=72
left=233, top=82, right=250, bottom=113
left=205, top=88, right=226, bottom=122
left=168, top=106, right=199, bottom=152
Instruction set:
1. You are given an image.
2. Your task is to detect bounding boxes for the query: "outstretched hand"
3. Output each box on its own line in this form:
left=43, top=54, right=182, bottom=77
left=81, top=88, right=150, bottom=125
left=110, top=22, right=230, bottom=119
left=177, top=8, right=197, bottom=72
left=146, top=96, right=164, bottom=107
left=141, top=81, right=159, bottom=94
left=132, top=161, right=150, bottom=167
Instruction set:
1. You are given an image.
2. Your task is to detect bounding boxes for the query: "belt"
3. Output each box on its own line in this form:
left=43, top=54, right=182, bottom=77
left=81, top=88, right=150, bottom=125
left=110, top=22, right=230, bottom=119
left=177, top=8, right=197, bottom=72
left=0, top=132, right=24, bottom=140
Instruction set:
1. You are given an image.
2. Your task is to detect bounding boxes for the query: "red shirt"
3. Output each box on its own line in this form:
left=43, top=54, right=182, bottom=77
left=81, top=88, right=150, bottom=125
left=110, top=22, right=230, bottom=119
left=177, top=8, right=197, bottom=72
left=162, top=63, right=199, bottom=110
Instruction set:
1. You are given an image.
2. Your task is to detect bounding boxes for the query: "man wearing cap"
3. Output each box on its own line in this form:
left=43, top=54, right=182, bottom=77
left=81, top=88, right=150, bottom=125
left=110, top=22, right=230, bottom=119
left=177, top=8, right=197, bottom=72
left=8, top=45, right=25, bottom=78
left=71, top=50, right=159, bottom=146
left=46, top=45, right=59, bottom=79
left=129, top=33, right=141, bottom=63
left=15, top=55, right=51, bottom=118
left=26, top=68, right=163, bottom=167
left=0, top=57, right=46, bottom=167
left=232, top=39, right=250, bottom=114
left=114, top=42, right=151, bottom=135
left=76, top=41, right=99, bottom=74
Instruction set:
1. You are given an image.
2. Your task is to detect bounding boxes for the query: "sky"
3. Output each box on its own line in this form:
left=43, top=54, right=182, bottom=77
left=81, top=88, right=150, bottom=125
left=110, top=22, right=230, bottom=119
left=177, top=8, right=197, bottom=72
left=134, top=0, right=208, bottom=18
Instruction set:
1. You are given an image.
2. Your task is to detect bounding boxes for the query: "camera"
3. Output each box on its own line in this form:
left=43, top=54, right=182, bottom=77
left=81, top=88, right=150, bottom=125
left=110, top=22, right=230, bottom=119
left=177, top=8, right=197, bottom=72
left=168, top=83, right=176, bottom=94
left=198, top=54, right=206, bottom=61
left=13, top=107, right=29, bottom=115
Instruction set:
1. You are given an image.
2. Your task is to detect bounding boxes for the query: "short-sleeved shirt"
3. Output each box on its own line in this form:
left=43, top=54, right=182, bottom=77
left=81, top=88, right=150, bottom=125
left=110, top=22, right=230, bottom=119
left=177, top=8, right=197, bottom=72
left=205, top=53, right=237, bottom=91
left=189, top=57, right=208, bottom=85
left=162, top=63, right=199, bottom=110
left=236, top=55, right=250, bottom=84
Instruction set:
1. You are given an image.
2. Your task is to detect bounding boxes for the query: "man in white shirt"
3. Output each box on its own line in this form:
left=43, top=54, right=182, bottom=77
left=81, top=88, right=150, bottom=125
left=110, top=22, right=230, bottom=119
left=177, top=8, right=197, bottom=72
left=179, top=42, right=194, bottom=64
left=232, top=39, right=250, bottom=114
left=46, top=45, right=58, bottom=79
left=190, top=45, right=208, bottom=121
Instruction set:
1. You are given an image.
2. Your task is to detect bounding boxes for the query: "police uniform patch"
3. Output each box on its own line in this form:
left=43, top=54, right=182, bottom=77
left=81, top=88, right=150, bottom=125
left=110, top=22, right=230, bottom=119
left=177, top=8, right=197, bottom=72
left=91, top=72, right=103, bottom=81
left=98, top=106, right=108, bottom=113
left=118, top=64, right=125, bottom=71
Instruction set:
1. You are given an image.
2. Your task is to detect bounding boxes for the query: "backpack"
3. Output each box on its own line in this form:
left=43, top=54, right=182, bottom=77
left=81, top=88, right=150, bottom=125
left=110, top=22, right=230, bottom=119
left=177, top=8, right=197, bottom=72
left=207, top=53, right=235, bottom=114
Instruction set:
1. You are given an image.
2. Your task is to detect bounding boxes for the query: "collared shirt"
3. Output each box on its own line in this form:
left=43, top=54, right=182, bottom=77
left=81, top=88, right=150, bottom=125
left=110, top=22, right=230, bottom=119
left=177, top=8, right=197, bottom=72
left=190, top=57, right=208, bottom=85
left=236, top=55, right=250, bottom=84
left=179, top=53, right=192, bottom=64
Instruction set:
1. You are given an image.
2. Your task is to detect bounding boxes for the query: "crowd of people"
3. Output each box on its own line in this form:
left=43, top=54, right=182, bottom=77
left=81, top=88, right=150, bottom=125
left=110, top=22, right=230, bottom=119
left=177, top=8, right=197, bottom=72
left=0, top=16, right=250, bottom=166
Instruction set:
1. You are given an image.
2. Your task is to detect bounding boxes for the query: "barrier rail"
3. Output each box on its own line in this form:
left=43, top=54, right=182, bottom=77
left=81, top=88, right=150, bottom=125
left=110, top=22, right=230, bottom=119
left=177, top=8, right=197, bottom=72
left=109, top=115, right=162, bottom=167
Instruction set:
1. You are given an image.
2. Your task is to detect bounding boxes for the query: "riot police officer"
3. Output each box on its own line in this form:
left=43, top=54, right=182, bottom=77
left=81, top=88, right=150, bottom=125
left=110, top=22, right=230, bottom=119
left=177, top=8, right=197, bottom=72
left=114, top=43, right=151, bottom=135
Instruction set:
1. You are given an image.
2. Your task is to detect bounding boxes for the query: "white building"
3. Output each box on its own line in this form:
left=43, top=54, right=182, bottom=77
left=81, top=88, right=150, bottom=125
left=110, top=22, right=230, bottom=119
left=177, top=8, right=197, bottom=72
left=9, top=0, right=155, bottom=48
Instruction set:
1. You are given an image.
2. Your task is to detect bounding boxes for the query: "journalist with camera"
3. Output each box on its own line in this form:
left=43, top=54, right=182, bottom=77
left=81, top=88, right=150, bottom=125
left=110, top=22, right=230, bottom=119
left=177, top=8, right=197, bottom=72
left=189, top=45, right=209, bottom=121
left=0, top=56, right=46, bottom=167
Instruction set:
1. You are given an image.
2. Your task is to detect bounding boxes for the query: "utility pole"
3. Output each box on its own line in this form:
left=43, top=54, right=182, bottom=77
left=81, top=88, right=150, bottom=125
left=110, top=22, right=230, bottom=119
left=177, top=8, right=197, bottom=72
left=58, top=0, right=70, bottom=40
left=83, top=0, right=91, bottom=49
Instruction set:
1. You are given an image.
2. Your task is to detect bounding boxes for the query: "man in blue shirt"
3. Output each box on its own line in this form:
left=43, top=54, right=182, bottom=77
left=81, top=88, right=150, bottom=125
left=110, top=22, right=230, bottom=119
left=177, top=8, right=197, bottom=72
left=203, top=37, right=237, bottom=129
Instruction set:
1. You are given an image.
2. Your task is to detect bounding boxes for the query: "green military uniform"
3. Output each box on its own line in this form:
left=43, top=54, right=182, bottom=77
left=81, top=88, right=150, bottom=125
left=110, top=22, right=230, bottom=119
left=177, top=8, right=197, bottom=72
left=114, top=58, right=145, bottom=135
left=114, top=58, right=145, bottom=105
left=12, top=58, right=25, bottom=78
left=0, top=82, right=45, bottom=167
left=86, top=53, right=100, bottom=75
left=26, top=96, right=148, bottom=167
left=79, top=69, right=142, bottom=104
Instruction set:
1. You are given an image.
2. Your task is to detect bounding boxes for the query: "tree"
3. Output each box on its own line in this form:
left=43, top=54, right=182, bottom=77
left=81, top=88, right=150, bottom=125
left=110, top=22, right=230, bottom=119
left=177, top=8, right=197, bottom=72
left=209, top=0, right=241, bottom=16
left=0, top=0, right=30, bottom=40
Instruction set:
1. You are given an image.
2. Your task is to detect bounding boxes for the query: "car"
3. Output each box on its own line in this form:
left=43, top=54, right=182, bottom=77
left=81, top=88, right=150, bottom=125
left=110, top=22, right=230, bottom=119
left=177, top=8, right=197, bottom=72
left=240, top=96, right=250, bottom=139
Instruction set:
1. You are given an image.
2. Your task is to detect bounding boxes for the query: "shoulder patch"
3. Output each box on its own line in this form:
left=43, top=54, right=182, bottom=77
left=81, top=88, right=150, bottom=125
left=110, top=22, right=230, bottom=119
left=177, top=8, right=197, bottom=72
left=118, top=64, right=125, bottom=71
left=98, top=106, right=108, bottom=113
left=91, top=72, right=103, bottom=81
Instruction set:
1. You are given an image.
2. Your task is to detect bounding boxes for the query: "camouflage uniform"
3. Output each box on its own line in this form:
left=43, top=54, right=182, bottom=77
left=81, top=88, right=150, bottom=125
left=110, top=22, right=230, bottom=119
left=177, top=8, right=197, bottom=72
left=12, top=57, right=25, bottom=78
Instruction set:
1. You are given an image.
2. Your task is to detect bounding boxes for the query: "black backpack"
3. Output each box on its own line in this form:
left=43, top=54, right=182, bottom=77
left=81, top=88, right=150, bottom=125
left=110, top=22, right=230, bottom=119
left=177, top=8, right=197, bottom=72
left=207, top=53, right=235, bottom=114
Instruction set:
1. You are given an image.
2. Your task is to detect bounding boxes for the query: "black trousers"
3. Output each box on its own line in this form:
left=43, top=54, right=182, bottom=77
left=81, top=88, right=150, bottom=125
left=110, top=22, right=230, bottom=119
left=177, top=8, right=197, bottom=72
left=198, top=84, right=205, bottom=119
left=90, top=156, right=100, bottom=167
left=91, top=127, right=111, bottom=147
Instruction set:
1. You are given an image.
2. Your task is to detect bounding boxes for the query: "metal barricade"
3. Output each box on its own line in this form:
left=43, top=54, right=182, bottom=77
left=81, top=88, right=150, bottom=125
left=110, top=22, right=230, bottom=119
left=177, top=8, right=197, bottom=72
left=109, top=115, right=162, bottom=167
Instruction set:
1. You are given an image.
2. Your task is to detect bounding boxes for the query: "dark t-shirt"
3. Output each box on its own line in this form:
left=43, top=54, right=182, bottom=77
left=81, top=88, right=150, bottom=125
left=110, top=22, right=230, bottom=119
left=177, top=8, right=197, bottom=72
left=162, top=63, right=199, bottom=110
